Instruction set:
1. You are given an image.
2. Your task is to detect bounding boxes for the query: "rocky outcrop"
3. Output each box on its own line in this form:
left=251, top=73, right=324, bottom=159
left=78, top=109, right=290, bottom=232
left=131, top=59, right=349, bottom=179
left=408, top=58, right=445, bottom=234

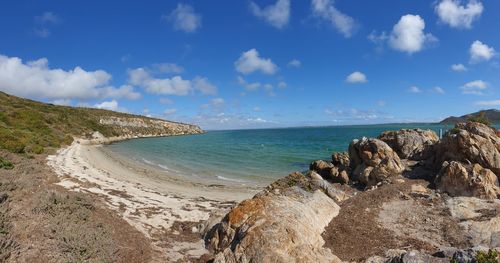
left=331, top=152, right=350, bottom=168
left=435, top=161, right=500, bottom=199
left=378, top=129, right=439, bottom=160
left=446, top=197, right=500, bottom=249
left=309, top=160, right=349, bottom=184
left=78, top=117, right=203, bottom=145
left=435, top=122, right=500, bottom=175
left=204, top=122, right=500, bottom=263
left=205, top=174, right=343, bottom=263
left=348, top=138, right=405, bottom=186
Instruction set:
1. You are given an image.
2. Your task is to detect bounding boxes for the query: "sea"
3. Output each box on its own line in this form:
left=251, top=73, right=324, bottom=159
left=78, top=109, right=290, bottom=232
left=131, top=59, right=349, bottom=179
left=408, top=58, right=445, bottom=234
left=105, top=123, right=492, bottom=187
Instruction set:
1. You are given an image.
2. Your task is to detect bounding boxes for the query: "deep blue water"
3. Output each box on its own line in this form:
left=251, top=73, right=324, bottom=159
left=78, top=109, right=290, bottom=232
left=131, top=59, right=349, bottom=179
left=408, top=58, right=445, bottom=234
left=105, top=124, right=463, bottom=186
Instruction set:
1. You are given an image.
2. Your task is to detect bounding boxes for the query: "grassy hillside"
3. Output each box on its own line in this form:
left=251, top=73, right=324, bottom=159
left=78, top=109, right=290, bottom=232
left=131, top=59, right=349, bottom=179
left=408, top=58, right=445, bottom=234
left=0, top=91, right=200, bottom=154
left=440, top=109, right=500, bottom=125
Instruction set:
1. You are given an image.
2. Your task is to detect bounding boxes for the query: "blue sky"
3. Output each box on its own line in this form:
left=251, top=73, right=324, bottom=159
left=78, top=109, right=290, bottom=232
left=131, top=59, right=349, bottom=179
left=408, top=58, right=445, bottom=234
left=0, top=0, right=499, bottom=129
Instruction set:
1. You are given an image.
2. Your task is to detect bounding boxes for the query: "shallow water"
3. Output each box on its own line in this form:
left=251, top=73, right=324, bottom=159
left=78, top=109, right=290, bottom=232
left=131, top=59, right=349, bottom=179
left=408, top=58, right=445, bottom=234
left=105, top=124, right=472, bottom=186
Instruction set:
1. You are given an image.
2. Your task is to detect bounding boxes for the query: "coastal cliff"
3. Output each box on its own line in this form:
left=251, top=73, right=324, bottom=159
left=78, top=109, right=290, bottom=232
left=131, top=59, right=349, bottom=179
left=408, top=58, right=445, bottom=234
left=204, top=122, right=500, bottom=262
left=0, top=91, right=203, bottom=153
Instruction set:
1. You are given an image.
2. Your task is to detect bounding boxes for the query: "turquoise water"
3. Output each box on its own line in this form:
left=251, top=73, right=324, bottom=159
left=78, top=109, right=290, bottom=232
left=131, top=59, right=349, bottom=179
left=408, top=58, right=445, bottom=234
left=105, top=124, right=462, bottom=186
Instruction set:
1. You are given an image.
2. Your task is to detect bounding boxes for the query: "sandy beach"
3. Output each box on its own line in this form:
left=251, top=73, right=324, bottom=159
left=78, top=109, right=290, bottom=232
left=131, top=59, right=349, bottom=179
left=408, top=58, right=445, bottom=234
left=47, top=141, right=259, bottom=262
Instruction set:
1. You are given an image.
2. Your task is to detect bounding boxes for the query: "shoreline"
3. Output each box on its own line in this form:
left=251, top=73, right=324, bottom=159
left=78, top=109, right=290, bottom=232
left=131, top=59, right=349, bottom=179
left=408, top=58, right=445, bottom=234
left=47, top=139, right=259, bottom=261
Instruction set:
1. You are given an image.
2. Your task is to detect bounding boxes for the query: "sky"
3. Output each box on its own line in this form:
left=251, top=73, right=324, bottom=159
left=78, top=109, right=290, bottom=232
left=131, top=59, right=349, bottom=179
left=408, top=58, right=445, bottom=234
left=0, top=0, right=499, bottom=130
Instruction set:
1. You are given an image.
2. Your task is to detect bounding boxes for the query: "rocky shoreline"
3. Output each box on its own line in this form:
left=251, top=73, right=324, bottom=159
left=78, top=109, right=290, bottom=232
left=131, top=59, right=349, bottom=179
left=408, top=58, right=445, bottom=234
left=203, top=122, right=500, bottom=262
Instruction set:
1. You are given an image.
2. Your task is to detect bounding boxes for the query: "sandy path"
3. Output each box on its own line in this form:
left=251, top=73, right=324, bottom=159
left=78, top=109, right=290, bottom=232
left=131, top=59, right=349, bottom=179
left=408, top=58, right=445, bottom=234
left=47, top=141, right=258, bottom=262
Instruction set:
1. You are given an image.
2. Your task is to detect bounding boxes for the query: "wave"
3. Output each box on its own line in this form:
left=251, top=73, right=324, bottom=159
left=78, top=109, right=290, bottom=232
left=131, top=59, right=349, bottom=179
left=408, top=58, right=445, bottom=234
left=216, top=175, right=248, bottom=183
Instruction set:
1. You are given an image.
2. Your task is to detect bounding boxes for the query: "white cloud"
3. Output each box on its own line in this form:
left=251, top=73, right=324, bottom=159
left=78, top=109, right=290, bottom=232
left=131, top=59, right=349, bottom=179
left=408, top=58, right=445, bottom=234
left=237, top=76, right=261, bottom=91
left=159, top=98, right=174, bottom=105
left=409, top=86, right=422, bottom=93
left=475, top=100, right=500, bottom=106
left=368, top=31, right=388, bottom=44
left=311, top=0, right=356, bottom=38
left=121, top=54, right=131, bottom=63
left=235, top=49, right=277, bottom=75
left=165, top=4, right=201, bottom=33
left=346, top=71, right=367, bottom=84
left=432, top=86, right=446, bottom=94
left=101, top=85, right=141, bottom=100
left=264, top=84, right=276, bottom=97
left=278, top=81, right=287, bottom=89
left=469, top=40, right=496, bottom=63
left=52, top=99, right=71, bottom=106
left=435, top=0, right=483, bottom=29
left=253, top=106, right=261, bottom=112
left=461, top=80, right=488, bottom=95
left=34, top=12, right=60, bottom=38
left=151, top=63, right=184, bottom=74
left=325, top=108, right=392, bottom=121
left=192, top=112, right=274, bottom=130
left=250, top=0, right=290, bottom=29
left=0, top=54, right=141, bottom=100
left=377, top=100, right=386, bottom=107
left=128, top=68, right=191, bottom=96
left=164, top=108, right=178, bottom=115
left=35, top=12, right=60, bottom=24
left=389, top=15, right=437, bottom=54
left=211, top=98, right=225, bottom=106
left=287, top=59, right=301, bottom=68
left=128, top=67, right=216, bottom=96
left=193, top=77, right=218, bottom=95
left=94, top=100, right=119, bottom=111
left=451, top=63, right=467, bottom=72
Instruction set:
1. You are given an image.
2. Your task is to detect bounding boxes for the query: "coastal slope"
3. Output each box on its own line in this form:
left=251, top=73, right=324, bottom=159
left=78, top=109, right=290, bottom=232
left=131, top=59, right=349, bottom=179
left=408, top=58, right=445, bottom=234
left=0, top=91, right=203, bottom=154
left=440, top=109, right=500, bottom=124
left=0, top=92, right=211, bottom=262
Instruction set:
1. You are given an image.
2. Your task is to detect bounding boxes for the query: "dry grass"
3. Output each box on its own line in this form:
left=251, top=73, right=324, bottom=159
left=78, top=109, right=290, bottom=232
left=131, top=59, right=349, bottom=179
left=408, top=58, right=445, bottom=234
left=0, top=150, right=152, bottom=262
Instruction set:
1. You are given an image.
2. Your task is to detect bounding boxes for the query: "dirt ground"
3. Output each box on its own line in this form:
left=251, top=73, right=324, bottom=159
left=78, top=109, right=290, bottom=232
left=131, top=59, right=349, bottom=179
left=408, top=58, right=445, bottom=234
left=322, top=177, right=470, bottom=262
left=0, top=150, right=153, bottom=262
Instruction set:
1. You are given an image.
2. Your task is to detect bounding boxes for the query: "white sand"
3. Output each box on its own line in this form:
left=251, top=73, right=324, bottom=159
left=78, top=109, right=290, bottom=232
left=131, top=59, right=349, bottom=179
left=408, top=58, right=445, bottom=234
left=47, top=141, right=258, bottom=261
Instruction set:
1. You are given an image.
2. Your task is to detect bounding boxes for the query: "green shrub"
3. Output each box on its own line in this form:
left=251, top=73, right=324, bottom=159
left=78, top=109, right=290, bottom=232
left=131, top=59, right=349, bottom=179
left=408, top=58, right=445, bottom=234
left=448, top=127, right=461, bottom=135
left=476, top=249, right=499, bottom=263
left=0, top=158, right=13, bottom=170
left=468, top=112, right=492, bottom=126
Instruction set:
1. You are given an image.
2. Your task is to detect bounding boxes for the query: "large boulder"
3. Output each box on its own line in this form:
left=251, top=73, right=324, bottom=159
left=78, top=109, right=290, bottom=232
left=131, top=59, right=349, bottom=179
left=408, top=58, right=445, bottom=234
left=378, top=129, right=439, bottom=160
left=309, top=160, right=334, bottom=178
left=310, top=160, right=349, bottom=184
left=435, top=161, right=500, bottom=199
left=204, top=182, right=342, bottom=263
left=435, top=122, right=500, bottom=175
left=348, top=138, right=405, bottom=186
left=331, top=152, right=350, bottom=169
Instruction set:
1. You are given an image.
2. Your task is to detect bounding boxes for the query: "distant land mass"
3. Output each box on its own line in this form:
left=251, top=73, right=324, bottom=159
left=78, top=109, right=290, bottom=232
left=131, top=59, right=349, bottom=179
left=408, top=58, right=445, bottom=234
left=440, top=109, right=500, bottom=124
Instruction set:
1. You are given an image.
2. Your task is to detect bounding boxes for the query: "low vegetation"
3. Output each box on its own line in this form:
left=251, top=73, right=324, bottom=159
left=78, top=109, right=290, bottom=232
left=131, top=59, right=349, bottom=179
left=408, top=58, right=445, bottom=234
left=467, top=112, right=492, bottom=126
left=0, top=157, right=13, bottom=170
left=0, top=91, right=166, bottom=154
left=475, top=249, right=499, bottom=263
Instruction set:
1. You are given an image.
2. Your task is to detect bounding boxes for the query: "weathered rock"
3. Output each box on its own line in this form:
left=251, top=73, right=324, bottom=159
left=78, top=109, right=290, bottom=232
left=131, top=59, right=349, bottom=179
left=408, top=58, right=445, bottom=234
left=435, top=122, right=500, bottom=175
left=378, top=129, right=439, bottom=160
left=306, top=171, right=351, bottom=202
left=387, top=250, right=447, bottom=263
left=205, top=186, right=342, bottom=263
left=435, top=161, right=500, bottom=199
left=446, top=197, right=500, bottom=249
left=309, top=160, right=334, bottom=178
left=331, top=152, right=350, bottom=168
left=364, top=250, right=448, bottom=263
left=310, top=160, right=349, bottom=184
left=348, top=138, right=405, bottom=186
